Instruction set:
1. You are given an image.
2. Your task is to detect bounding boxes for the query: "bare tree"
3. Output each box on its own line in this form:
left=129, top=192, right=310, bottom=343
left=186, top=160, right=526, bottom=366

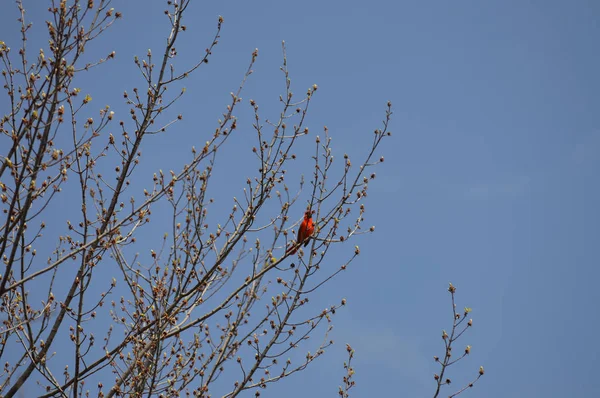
left=0, top=1, right=394, bottom=397
left=337, top=344, right=356, bottom=398
left=333, top=284, right=486, bottom=398
left=432, top=283, right=485, bottom=398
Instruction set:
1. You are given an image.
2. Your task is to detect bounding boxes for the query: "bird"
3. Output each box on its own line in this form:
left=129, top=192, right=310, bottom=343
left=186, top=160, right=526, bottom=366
left=286, top=209, right=315, bottom=255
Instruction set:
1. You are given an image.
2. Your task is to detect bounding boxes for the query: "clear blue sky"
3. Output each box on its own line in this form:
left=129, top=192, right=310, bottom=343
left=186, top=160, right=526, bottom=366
left=2, top=1, right=599, bottom=397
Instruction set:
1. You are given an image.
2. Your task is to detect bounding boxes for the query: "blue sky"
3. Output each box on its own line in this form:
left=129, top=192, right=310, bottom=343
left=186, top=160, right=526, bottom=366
left=2, top=0, right=599, bottom=397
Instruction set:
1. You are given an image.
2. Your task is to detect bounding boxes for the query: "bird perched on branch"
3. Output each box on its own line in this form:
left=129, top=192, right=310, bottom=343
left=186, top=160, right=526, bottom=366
left=286, top=209, right=315, bottom=255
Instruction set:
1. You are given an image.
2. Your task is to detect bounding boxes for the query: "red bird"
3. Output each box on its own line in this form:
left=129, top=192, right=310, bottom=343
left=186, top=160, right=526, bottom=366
left=287, top=209, right=315, bottom=255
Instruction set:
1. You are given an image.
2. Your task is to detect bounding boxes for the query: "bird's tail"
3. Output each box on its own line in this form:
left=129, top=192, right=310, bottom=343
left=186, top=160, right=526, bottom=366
left=286, top=243, right=297, bottom=255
